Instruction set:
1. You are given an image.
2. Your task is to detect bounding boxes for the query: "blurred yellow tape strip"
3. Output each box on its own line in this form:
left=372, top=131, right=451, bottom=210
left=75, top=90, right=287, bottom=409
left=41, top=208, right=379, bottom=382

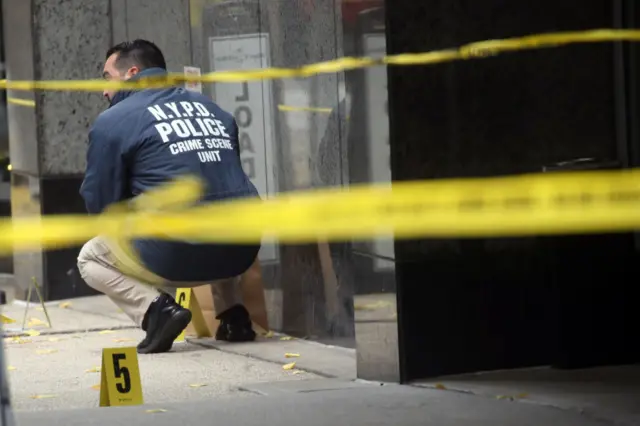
left=1, top=29, right=639, bottom=92
left=3, top=169, right=640, bottom=255
left=6, top=97, right=35, bottom=107
left=277, top=105, right=333, bottom=113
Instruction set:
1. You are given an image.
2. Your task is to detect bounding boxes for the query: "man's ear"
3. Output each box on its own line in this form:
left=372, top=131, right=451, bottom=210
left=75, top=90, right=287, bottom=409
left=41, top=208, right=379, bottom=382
left=125, top=66, right=140, bottom=79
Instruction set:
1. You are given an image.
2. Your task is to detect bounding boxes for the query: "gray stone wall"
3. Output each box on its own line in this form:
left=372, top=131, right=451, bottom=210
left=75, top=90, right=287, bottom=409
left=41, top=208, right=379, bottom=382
left=2, top=0, right=191, bottom=177
left=33, top=0, right=111, bottom=176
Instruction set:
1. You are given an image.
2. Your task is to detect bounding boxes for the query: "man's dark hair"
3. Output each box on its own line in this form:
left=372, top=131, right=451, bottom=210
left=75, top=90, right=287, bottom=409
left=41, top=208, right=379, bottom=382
left=106, top=39, right=166, bottom=72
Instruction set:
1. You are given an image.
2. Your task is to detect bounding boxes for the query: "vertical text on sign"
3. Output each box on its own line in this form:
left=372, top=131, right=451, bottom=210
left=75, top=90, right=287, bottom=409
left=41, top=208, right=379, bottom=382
left=210, top=33, right=279, bottom=263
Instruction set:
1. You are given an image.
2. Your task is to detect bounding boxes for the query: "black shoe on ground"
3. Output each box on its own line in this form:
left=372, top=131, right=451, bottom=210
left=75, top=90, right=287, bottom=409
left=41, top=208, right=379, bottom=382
left=215, top=304, right=256, bottom=342
left=137, top=293, right=192, bottom=354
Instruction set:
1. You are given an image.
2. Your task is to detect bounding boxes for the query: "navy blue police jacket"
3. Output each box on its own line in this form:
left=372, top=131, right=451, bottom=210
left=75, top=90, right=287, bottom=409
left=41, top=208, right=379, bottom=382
left=80, top=68, right=261, bottom=282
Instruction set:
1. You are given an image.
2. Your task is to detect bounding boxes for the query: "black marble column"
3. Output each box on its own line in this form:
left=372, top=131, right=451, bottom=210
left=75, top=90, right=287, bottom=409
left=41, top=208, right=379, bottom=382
left=386, top=0, right=640, bottom=381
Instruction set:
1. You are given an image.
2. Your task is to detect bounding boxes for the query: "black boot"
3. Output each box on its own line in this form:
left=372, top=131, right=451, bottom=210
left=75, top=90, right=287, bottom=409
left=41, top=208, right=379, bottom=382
left=137, top=293, right=192, bottom=354
left=215, top=304, right=256, bottom=342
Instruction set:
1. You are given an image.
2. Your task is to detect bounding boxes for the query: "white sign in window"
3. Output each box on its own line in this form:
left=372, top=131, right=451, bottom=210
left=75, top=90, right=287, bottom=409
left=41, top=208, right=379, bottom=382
left=209, top=34, right=278, bottom=263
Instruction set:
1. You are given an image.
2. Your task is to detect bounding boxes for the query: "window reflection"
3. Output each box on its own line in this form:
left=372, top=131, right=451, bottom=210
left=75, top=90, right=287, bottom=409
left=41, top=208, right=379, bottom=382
left=187, top=0, right=394, bottom=350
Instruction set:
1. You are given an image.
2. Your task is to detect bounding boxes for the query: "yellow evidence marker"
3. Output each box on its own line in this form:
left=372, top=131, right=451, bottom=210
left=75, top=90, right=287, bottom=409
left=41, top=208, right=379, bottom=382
left=99, top=347, right=143, bottom=407
left=174, top=288, right=212, bottom=342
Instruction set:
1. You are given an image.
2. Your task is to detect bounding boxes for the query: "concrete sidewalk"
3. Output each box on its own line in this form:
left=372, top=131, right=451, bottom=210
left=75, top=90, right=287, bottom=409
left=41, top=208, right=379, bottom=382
left=3, top=295, right=639, bottom=426
left=0, top=295, right=351, bottom=412
left=13, top=381, right=617, bottom=426
left=3, top=328, right=323, bottom=412
left=1, top=295, right=134, bottom=336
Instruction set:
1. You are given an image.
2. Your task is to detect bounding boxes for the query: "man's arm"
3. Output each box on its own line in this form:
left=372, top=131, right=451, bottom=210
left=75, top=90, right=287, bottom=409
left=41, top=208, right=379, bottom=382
left=79, top=121, right=126, bottom=214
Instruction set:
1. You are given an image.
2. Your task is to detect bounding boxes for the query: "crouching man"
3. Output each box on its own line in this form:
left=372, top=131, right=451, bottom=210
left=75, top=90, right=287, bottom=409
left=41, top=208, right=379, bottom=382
left=78, top=39, right=260, bottom=354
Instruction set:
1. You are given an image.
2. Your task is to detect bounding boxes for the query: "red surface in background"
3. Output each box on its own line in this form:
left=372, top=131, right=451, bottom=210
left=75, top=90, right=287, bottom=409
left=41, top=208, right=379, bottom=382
left=341, top=0, right=382, bottom=24
left=300, top=0, right=382, bottom=24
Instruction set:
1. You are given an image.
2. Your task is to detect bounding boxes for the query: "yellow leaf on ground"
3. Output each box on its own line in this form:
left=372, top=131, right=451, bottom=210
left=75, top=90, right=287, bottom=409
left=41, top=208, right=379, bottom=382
left=91, top=385, right=100, bottom=390
left=7, top=366, right=16, bottom=371
left=1, top=315, right=16, bottom=324
left=434, top=383, right=447, bottom=390
left=28, top=318, right=46, bottom=326
left=85, top=366, right=101, bottom=373
left=280, top=336, right=293, bottom=341
left=27, top=321, right=48, bottom=328
left=264, top=331, right=274, bottom=338
left=31, top=395, right=56, bottom=399
left=25, top=330, right=41, bottom=337
left=188, top=383, right=207, bottom=388
left=282, top=362, right=296, bottom=370
left=98, top=330, right=115, bottom=335
left=47, top=337, right=61, bottom=342
left=496, top=393, right=529, bottom=401
left=58, top=301, right=72, bottom=309
left=145, top=409, right=167, bottom=414
left=36, top=349, right=57, bottom=355
left=285, top=353, right=300, bottom=358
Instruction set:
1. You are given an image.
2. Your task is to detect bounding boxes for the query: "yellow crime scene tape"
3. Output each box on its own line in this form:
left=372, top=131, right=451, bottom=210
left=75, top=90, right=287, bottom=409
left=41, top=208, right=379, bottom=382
left=0, top=28, right=639, bottom=254
left=0, top=28, right=639, bottom=91
left=277, top=104, right=333, bottom=113
left=2, top=169, right=640, bottom=255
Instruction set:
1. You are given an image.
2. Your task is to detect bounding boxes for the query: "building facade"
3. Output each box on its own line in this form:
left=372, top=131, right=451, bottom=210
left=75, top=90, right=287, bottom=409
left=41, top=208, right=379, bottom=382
left=1, top=0, right=639, bottom=383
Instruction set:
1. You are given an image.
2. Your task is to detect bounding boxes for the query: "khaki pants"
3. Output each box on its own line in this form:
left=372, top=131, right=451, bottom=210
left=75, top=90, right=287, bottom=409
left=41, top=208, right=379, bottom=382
left=77, top=236, right=242, bottom=327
